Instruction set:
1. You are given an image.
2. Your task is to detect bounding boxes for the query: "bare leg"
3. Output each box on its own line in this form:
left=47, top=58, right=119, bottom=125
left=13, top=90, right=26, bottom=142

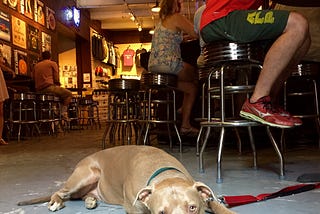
left=0, top=102, right=8, bottom=145
left=250, top=12, right=310, bottom=103
left=178, top=63, right=198, bottom=129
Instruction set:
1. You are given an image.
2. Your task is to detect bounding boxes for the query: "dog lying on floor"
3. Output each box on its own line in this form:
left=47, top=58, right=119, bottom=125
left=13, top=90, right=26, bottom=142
left=18, top=145, right=235, bottom=214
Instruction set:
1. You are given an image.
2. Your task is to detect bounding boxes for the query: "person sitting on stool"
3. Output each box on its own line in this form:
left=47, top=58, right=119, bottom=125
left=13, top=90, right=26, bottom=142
left=34, top=51, right=72, bottom=121
left=198, top=0, right=310, bottom=128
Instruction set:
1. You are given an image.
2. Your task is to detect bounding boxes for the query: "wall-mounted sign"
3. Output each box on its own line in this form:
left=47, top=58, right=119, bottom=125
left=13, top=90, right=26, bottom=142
left=41, top=31, right=51, bottom=52
left=0, top=43, right=12, bottom=67
left=46, top=6, right=55, bottom=30
left=73, top=6, right=80, bottom=27
left=12, top=16, right=26, bottom=49
left=0, top=11, right=11, bottom=42
left=24, top=0, right=34, bottom=20
left=3, top=0, right=18, bottom=11
left=63, top=6, right=80, bottom=27
left=14, top=49, right=27, bottom=75
left=34, top=0, right=45, bottom=26
left=27, top=24, right=39, bottom=52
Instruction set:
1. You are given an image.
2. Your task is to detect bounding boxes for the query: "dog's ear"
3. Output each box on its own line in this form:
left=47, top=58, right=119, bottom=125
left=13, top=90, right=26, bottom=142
left=133, top=186, right=153, bottom=206
left=193, top=181, right=216, bottom=201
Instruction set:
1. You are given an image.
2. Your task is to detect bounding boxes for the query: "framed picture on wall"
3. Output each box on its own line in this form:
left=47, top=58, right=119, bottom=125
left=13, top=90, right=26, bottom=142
left=34, top=0, right=45, bottom=26
left=28, top=53, right=39, bottom=77
left=27, top=24, right=39, bottom=52
left=14, top=49, right=28, bottom=75
left=21, top=0, right=34, bottom=20
left=0, top=43, right=12, bottom=68
left=41, top=31, right=51, bottom=52
left=3, top=0, right=18, bottom=11
left=0, top=11, right=11, bottom=42
left=11, top=15, right=27, bottom=49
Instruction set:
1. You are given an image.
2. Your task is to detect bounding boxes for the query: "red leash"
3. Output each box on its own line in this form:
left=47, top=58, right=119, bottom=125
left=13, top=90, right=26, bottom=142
left=221, top=183, right=320, bottom=207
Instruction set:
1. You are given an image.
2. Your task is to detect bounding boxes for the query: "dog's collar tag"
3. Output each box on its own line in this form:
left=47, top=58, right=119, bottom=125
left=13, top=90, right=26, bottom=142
left=147, top=167, right=181, bottom=185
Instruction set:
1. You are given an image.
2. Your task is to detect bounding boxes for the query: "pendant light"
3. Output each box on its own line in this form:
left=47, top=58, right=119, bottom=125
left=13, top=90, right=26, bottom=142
left=151, top=0, right=160, bottom=13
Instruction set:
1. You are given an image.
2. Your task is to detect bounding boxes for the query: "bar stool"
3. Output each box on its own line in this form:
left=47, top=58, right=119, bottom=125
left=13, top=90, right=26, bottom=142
left=66, top=96, right=80, bottom=130
left=36, top=93, right=56, bottom=135
left=78, top=96, right=101, bottom=129
left=9, top=92, right=39, bottom=142
left=102, top=78, right=140, bottom=148
left=281, top=62, right=320, bottom=148
left=197, top=41, right=285, bottom=183
left=139, top=72, right=182, bottom=152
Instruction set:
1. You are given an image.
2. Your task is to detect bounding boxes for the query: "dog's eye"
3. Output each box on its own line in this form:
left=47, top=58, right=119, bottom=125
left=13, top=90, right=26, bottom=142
left=189, top=205, right=197, bottom=213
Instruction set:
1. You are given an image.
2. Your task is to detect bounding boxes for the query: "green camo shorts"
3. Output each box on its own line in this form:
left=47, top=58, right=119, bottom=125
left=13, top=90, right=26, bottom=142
left=201, top=10, right=290, bottom=43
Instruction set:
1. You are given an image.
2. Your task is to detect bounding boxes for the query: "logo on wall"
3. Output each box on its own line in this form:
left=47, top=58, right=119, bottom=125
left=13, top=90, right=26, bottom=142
left=12, top=15, right=26, bottom=49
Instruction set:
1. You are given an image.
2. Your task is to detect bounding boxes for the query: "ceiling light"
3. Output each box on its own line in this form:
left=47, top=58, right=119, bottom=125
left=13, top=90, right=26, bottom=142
left=138, top=25, right=142, bottom=31
left=149, top=28, right=155, bottom=35
left=151, top=0, right=160, bottom=13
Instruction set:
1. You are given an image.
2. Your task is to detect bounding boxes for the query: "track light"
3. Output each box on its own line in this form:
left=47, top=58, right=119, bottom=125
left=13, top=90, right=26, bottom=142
left=151, top=0, right=160, bottom=13
left=149, top=28, right=155, bottom=35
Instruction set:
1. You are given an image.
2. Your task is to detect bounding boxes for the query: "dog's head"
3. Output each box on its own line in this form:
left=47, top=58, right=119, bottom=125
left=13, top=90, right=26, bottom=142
left=134, top=178, right=214, bottom=214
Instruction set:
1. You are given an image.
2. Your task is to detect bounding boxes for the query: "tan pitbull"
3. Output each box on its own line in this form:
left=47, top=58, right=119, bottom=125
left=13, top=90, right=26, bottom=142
left=18, top=145, right=235, bottom=214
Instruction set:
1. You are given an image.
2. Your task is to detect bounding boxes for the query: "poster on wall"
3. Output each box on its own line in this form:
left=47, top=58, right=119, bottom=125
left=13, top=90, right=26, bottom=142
left=27, top=24, right=39, bottom=52
left=41, top=31, right=51, bottom=52
left=11, top=16, right=26, bottom=49
left=3, top=0, right=18, bottom=11
left=0, top=11, right=11, bottom=42
left=28, top=53, right=39, bottom=77
left=34, top=0, right=44, bottom=26
left=22, top=0, right=34, bottom=20
left=46, top=6, right=55, bottom=31
left=14, top=49, right=28, bottom=75
left=0, top=43, right=12, bottom=67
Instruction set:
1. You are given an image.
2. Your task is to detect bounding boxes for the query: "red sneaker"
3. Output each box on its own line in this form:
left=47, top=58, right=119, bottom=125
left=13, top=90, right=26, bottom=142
left=275, top=107, right=303, bottom=126
left=240, top=96, right=295, bottom=128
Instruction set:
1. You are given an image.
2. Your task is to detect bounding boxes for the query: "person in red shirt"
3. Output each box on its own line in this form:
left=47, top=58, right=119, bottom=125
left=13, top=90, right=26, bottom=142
left=200, top=0, right=310, bottom=128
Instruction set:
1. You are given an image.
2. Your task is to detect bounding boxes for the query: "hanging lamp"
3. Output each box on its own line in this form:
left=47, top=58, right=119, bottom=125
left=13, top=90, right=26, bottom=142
left=151, top=0, right=160, bottom=12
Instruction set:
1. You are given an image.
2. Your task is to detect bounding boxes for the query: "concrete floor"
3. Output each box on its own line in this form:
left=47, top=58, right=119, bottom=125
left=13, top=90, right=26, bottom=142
left=1, top=124, right=320, bottom=214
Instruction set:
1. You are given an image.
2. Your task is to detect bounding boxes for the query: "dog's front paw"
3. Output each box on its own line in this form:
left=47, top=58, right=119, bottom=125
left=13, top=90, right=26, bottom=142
left=85, top=196, right=97, bottom=209
left=48, top=194, right=65, bottom=212
left=48, top=201, right=65, bottom=212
